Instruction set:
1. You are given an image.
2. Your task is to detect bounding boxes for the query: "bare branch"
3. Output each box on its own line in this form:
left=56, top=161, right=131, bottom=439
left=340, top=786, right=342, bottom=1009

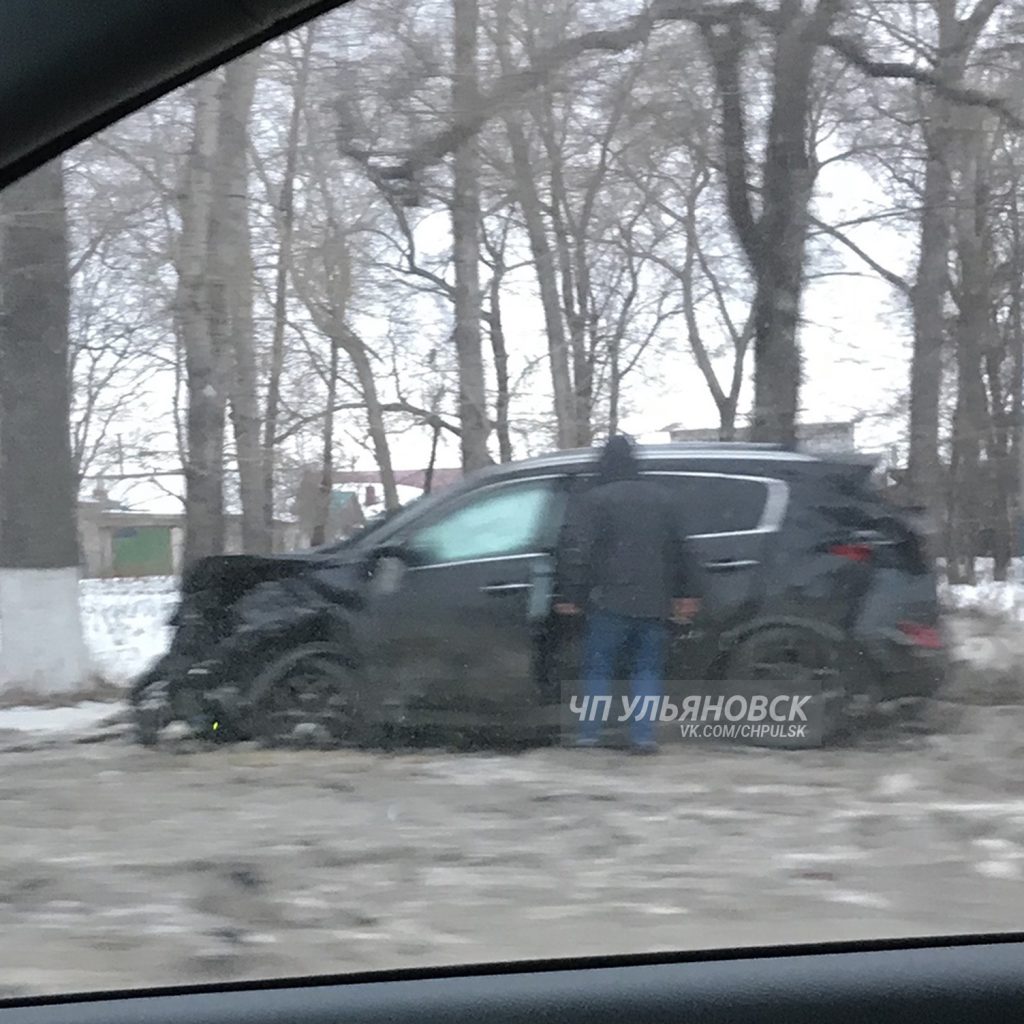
left=807, top=215, right=912, bottom=295
left=348, top=0, right=1020, bottom=188
left=824, top=31, right=1022, bottom=129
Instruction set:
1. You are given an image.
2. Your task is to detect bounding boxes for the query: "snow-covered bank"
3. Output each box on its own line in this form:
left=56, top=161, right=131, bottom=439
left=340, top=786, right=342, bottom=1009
left=80, top=576, right=178, bottom=683
left=939, top=558, right=1024, bottom=623
left=77, top=569, right=1024, bottom=676
left=69, top=567, right=1024, bottom=706
left=0, top=701, right=123, bottom=735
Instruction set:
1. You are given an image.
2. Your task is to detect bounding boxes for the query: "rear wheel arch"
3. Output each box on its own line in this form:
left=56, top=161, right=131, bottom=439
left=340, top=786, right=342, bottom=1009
left=719, top=617, right=881, bottom=686
left=719, top=616, right=849, bottom=655
left=719, top=619, right=886, bottom=743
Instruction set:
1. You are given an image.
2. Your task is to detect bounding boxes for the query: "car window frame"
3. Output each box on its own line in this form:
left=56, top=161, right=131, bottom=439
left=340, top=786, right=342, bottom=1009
left=396, top=474, right=567, bottom=569
left=643, top=471, right=789, bottom=539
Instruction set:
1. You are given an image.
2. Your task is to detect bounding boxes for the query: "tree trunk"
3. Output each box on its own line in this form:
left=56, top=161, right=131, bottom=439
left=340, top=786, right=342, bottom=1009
left=451, top=0, right=490, bottom=470
left=949, top=350, right=984, bottom=585
left=0, top=158, right=89, bottom=695
left=491, top=2, right=571, bottom=448
left=985, top=345, right=1012, bottom=581
left=213, top=56, right=264, bottom=553
left=547, top=181, right=590, bottom=445
left=1010, top=174, right=1024, bottom=565
left=701, top=2, right=834, bottom=446
left=906, top=0, right=1001, bottom=518
left=680, top=180, right=746, bottom=443
left=425, top=422, right=441, bottom=494
left=292, top=226, right=400, bottom=513
left=948, top=114, right=991, bottom=586
left=978, top=135, right=1012, bottom=581
left=311, top=336, right=340, bottom=547
left=570, top=229, right=595, bottom=446
left=346, top=340, right=400, bottom=509
left=488, top=268, right=514, bottom=462
left=503, top=118, right=575, bottom=448
left=747, top=2, right=823, bottom=445
left=263, top=28, right=314, bottom=539
left=909, top=93, right=956, bottom=516
left=177, top=76, right=228, bottom=568
left=607, top=331, right=621, bottom=437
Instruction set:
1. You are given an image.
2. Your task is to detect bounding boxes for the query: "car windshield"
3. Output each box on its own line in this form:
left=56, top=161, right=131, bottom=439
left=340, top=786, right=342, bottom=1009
left=1, top=0, right=1023, bottom=1000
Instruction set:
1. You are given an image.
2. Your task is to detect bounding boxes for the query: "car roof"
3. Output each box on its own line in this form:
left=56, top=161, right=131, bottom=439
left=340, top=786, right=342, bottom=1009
left=474, top=443, right=877, bottom=484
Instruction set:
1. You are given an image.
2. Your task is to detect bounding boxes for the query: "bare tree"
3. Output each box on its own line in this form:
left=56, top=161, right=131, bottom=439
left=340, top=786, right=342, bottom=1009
left=262, top=27, right=315, bottom=539
left=0, top=157, right=89, bottom=694
left=946, top=111, right=991, bottom=584
left=452, top=0, right=492, bottom=468
left=213, top=55, right=263, bottom=553
left=480, top=215, right=515, bottom=462
left=175, top=75, right=228, bottom=567
left=493, top=0, right=575, bottom=448
left=906, top=0, right=1004, bottom=514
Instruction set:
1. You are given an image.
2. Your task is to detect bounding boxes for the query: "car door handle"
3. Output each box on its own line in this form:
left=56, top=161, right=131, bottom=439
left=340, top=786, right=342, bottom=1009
left=704, top=558, right=760, bottom=572
left=480, top=582, right=533, bottom=594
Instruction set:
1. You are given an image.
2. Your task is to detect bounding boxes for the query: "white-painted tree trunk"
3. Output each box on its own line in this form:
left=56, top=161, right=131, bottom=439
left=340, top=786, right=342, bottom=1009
left=0, top=160, right=90, bottom=698
left=0, top=569, right=90, bottom=697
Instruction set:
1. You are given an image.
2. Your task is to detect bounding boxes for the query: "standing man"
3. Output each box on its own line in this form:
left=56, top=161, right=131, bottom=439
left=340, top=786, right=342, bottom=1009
left=556, top=436, right=701, bottom=753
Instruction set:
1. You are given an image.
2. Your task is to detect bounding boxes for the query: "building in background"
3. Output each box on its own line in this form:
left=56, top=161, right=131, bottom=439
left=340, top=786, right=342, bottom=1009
left=663, top=420, right=857, bottom=455
left=77, top=480, right=301, bottom=577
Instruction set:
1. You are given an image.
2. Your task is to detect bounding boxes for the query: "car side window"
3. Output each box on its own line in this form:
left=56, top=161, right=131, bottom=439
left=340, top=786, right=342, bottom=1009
left=652, top=474, right=769, bottom=536
left=405, top=479, right=560, bottom=565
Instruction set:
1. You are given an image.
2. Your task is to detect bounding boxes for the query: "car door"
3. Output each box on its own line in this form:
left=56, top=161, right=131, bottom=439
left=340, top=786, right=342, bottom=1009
left=647, top=471, right=788, bottom=685
left=362, top=475, right=567, bottom=723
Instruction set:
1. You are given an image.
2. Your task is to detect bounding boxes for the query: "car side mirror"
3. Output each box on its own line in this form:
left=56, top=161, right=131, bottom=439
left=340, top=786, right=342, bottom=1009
left=363, top=540, right=418, bottom=575
left=371, top=541, right=410, bottom=562
left=363, top=541, right=418, bottom=594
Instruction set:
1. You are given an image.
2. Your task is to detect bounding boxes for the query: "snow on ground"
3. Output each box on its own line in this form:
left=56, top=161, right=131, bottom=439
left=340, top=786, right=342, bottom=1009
left=41, top=563, right=1024, bottom=732
left=0, top=701, right=121, bottom=734
left=939, top=558, right=1024, bottom=622
left=3, top=730, right=1024, bottom=995
left=0, top=570, right=1021, bottom=992
left=80, top=575, right=178, bottom=683
left=42, top=565, right=1024, bottom=754
left=72, top=564, right=1024, bottom=690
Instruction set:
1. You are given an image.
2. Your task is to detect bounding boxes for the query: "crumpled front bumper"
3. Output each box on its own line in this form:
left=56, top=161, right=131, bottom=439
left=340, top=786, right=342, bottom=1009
left=134, top=661, right=239, bottom=741
left=132, top=573, right=360, bottom=744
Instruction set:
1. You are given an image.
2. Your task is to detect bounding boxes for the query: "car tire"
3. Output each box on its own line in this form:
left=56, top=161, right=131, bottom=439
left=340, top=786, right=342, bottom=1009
left=130, top=672, right=171, bottom=746
left=247, top=642, right=363, bottom=748
left=724, top=625, right=870, bottom=746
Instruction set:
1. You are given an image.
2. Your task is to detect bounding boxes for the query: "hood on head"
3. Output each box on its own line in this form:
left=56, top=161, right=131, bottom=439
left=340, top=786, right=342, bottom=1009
left=596, top=434, right=639, bottom=482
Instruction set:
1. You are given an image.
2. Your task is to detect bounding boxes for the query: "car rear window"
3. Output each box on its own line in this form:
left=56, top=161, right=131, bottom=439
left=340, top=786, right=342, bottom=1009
left=651, top=474, right=769, bottom=536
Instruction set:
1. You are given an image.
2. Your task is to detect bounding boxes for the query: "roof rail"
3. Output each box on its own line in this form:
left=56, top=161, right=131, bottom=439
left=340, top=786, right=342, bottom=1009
left=660, top=441, right=786, bottom=451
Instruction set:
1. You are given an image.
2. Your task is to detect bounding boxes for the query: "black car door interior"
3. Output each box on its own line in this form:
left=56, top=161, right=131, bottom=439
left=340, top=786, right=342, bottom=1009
left=0, top=0, right=347, bottom=189
left=1, top=937, right=1023, bottom=1022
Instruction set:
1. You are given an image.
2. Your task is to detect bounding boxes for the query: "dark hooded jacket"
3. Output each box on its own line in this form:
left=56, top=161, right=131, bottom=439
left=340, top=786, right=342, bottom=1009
left=557, top=437, right=703, bottom=620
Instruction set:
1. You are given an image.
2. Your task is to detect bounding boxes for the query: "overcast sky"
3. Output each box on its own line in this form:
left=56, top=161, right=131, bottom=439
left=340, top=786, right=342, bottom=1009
left=365, top=154, right=915, bottom=473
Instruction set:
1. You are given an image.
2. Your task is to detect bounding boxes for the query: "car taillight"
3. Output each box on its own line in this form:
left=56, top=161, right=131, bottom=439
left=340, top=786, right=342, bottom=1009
left=828, top=543, right=873, bottom=563
left=896, top=621, right=943, bottom=649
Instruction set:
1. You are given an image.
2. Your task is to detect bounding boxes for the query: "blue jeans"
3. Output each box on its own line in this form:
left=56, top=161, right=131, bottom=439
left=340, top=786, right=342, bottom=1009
left=580, top=609, right=668, bottom=746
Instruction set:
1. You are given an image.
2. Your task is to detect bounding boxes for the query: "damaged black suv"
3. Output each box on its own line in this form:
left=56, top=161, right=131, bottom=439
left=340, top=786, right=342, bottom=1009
left=130, top=443, right=946, bottom=746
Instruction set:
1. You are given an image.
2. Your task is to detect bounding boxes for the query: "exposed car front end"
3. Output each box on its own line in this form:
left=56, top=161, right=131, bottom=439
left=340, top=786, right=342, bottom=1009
left=130, top=552, right=365, bottom=743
